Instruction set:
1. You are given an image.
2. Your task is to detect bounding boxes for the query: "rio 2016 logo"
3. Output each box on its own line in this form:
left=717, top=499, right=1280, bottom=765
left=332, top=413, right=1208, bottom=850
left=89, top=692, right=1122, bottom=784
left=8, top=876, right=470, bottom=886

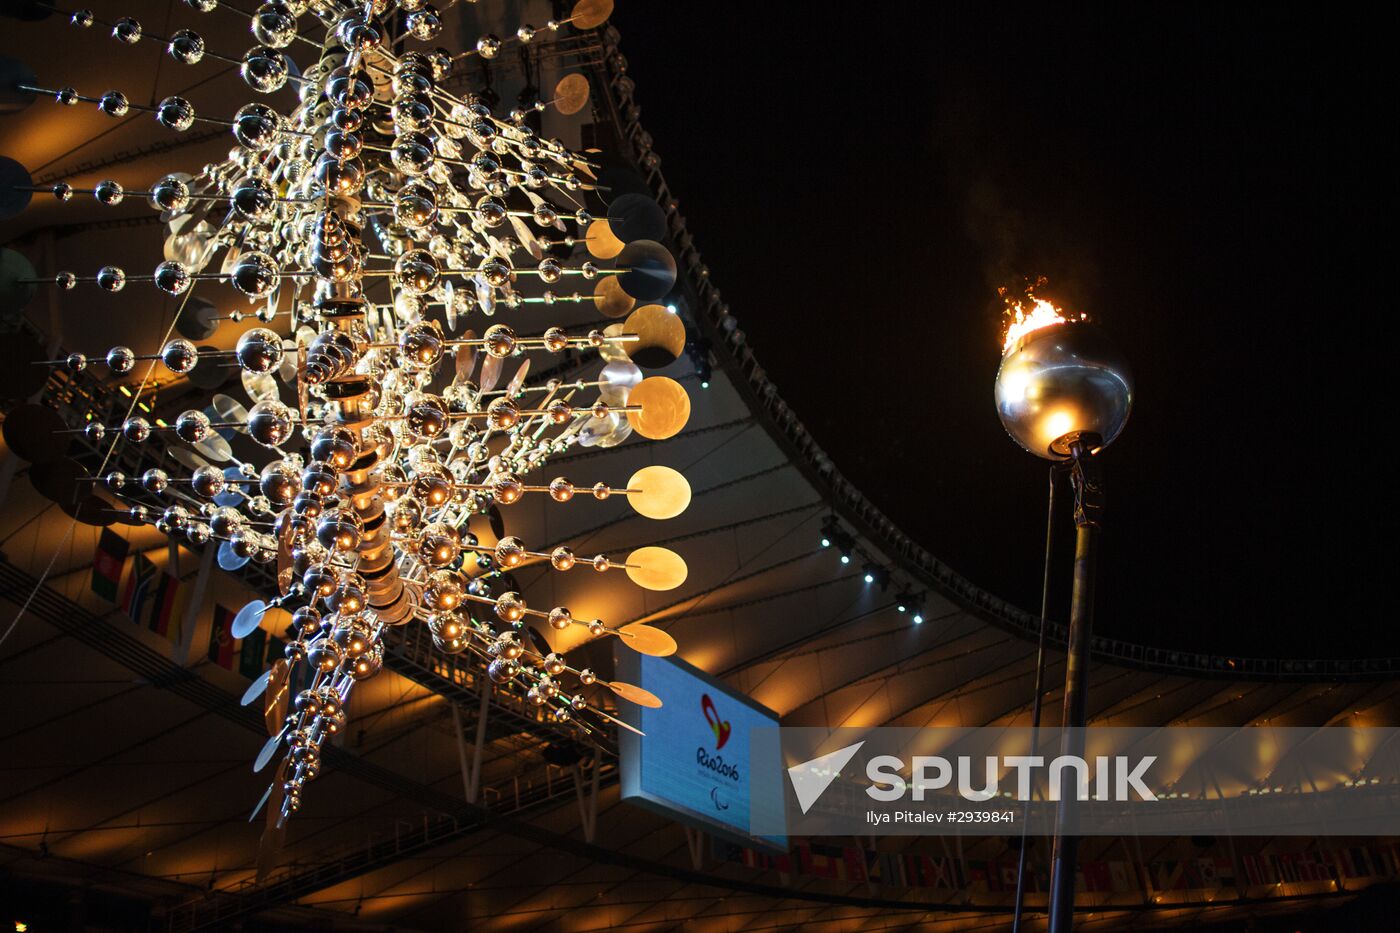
left=701, top=693, right=731, bottom=749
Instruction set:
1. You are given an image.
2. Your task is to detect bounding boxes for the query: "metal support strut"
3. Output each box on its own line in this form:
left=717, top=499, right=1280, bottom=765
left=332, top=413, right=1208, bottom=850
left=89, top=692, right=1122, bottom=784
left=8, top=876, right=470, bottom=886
left=1047, top=433, right=1105, bottom=933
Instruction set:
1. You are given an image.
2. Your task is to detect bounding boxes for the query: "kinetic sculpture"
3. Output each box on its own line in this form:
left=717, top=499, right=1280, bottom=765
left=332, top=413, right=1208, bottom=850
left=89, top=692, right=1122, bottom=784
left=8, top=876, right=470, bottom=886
left=0, top=0, right=693, bottom=827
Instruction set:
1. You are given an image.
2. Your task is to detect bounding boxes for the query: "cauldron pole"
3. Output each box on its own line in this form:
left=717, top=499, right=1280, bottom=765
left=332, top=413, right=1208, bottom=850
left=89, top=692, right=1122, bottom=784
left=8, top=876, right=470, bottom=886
left=1047, top=434, right=1104, bottom=933
left=994, top=320, right=1131, bottom=932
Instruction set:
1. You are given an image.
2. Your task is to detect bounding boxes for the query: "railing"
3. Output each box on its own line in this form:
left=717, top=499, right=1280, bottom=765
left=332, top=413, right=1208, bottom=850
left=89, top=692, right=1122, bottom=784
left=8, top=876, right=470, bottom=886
left=161, top=759, right=618, bottom=932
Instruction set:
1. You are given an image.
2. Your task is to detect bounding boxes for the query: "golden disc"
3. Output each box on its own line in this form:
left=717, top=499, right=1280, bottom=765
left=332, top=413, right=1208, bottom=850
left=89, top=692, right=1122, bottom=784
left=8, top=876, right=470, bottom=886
left=571, top=0, right=614, bottom=30
left=593, top=274, right=635, bottom=318
left=626, top=376, right=690, bottom=440
left=624, top=305, right=686, bottom=368
left=585, top=218, right=624, bottom=260
left=626, top=546, right=688, bottom=591
left=618, top=623, right=678, bottom=657
left=263, top=658, right=290, bottom=735
left=276, top=515, right=295, bottom=594
left=554, top=73, right=591, bottom=116
left=260, top=604, right=293, bottom=635
left=607, top=679, right=663, bottom=708
left=627, top=464, right=691, bottom=519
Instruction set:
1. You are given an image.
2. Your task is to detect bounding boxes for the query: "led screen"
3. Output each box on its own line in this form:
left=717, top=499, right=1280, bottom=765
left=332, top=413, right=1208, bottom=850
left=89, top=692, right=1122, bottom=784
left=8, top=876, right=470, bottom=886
left=618, top=650, right=786, bottom=850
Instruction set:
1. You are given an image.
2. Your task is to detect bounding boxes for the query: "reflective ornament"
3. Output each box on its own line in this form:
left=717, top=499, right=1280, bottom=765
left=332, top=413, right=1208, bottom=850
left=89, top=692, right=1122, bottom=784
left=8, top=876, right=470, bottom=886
left=236, top=327, right=285, bottom=373
left=232, top=102, right=282, bottom=150
left=161, top=338, right=199, bottom=374
left=155, top=95, right=195, bottom=131
left=242, top=46, right=290, bottom=93
left=167, top=29, right=205, bottom=64
left=247, top=400, right=295, bottom=446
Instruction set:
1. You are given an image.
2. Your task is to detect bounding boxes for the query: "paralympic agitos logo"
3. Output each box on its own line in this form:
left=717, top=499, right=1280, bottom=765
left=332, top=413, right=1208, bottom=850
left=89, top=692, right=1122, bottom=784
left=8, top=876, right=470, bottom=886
left=697, top=693, right=739, bottom=783
left=701, top=693, right=731, bottom=749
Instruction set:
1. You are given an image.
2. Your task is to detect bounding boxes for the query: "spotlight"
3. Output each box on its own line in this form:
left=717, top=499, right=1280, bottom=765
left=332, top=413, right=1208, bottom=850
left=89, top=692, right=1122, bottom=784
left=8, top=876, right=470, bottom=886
left=907, top=593, right=927, bottom=623
left=666, top=303, right=677, bottom=313
left=862, top=563, right=888, bottom=588
left=685, top=338, right=712, bottom=389
left=820, top=515, right=840, bottom=548
left=840, top=550, right=851, bottom=565
left=896, top=589, right=913, bottom=613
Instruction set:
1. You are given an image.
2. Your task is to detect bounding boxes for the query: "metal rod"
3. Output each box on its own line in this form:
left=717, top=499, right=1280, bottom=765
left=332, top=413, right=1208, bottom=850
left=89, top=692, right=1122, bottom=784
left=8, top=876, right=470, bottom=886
left=1011, top=462, right=1062, bottom=932
left=1047, top=437, right=1103, bottom=933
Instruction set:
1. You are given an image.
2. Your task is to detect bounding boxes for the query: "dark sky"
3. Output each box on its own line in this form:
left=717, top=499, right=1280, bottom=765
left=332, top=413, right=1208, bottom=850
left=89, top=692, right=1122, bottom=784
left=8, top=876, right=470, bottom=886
left=609, top=3, right=1399, bottom=659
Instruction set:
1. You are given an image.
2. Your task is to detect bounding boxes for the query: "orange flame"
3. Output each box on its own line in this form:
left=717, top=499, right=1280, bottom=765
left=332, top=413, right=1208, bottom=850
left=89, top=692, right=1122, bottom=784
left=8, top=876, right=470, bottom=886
left=999, top=283, right=1086, bottom=353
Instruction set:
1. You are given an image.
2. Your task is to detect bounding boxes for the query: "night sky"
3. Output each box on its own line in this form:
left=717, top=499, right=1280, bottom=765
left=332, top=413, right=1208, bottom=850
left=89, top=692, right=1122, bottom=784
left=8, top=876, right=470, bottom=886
left=610, top=3, right=1399, bottom=659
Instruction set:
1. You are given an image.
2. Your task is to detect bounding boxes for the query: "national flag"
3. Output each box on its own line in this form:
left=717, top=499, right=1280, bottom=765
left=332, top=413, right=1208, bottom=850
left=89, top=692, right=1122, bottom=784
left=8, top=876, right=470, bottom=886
left=207, top=604, right=240, bottom=670
left=239, top=628, right=268, bottom=679
left=146, top=571, right=187, bottom=643
left=90, top=528, right=129, bottom=602
left=121, top=552, right=158, bottom=626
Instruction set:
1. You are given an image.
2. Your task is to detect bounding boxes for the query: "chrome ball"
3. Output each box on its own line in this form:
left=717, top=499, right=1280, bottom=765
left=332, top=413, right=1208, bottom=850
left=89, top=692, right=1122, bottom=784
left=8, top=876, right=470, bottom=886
left=247, top=399, right=295, bottom=447
left=106, top=346, right=136, bottom=373
left=235, top=326, right=284, bottom=372
left=230, top=251, right=280, bottom=298
left=167, top=28, right=205, bottom=64
left=241, top=46, right=289, bottom=93
left=151, top=175, right=190, bottom=212
left=994, top=322, right=1133, bottom=460
left=232, top=103, right=282, bottom=151
left=155, top=95, right=195, bottom=131
left=231, top=176, right=277, bottom=221
left=251, top=1, right=297, bottom=48
left=161, top=339, right=199, bottom=375
left=190, top=464, right=225, bottom=498
left=174, top=408, right=211, bottom=442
